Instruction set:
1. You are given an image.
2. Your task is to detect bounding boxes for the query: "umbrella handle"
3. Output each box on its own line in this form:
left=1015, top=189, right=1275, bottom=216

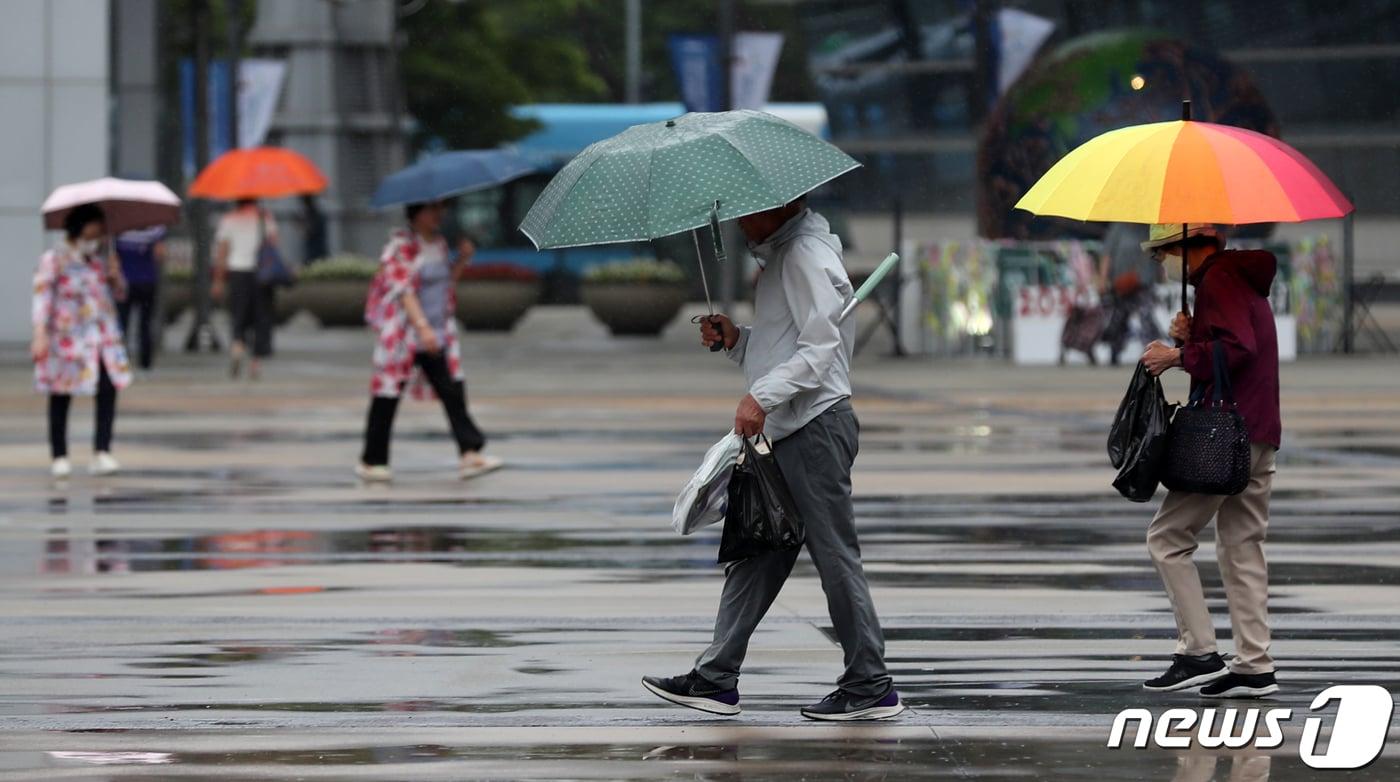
left=706, top=315, right=726, bottom=352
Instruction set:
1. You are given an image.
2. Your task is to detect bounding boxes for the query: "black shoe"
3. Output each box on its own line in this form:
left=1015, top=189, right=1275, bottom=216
left=1143, top=653, right=1228, bottom=692
left=800, top=687, right=905, bottom=721
left=642, top=672, right=740, bottom=716
left=1201, top=671, right=1278, bottom=699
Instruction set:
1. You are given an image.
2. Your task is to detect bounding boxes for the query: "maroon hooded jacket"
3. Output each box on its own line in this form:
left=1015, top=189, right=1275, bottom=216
left=1181, top=249, right=1281, bottom=448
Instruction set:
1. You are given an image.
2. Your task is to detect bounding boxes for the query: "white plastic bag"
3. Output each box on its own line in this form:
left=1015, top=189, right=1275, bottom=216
left=672, top=431, right=743, bottom=535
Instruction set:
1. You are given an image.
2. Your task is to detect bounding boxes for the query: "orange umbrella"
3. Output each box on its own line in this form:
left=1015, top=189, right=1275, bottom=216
left=188, top=147, right=328, bottom=200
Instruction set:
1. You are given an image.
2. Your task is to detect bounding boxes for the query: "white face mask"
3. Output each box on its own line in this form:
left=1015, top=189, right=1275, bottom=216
left=74, top=238, right=101, bottom=256
left=1162, top=259, right=1183, bottom=282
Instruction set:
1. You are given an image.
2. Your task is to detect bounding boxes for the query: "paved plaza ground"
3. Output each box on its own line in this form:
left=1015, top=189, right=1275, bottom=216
left=0, top=307, right=1397, bottom=779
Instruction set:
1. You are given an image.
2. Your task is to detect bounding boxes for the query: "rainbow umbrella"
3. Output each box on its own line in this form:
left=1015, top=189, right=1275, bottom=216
left=1016, top=102, right=1352, bottom=309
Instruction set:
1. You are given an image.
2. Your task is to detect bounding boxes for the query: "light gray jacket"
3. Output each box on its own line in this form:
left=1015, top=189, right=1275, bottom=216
left=728, top=209, right=855, bottom=441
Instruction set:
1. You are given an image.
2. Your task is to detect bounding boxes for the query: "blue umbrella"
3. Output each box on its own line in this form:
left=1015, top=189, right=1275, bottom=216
left=370, top=150, right=538, bottom=208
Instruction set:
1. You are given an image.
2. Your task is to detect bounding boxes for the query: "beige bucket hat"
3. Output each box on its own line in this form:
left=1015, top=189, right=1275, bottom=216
left=1140, top=223, right=1221, bottom=252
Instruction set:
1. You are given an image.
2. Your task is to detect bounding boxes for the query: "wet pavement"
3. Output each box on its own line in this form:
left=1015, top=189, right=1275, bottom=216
left=1, top=308, right=1397, bottom=779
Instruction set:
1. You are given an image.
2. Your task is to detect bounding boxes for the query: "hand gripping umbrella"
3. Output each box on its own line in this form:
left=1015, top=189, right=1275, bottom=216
left=1016, top=100, right=1353, bottom=314
left=519, top=109, right=860, bottom=349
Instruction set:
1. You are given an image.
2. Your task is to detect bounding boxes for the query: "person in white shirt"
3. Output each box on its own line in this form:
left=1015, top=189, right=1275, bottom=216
left=212, top=199, right=279, bottom=379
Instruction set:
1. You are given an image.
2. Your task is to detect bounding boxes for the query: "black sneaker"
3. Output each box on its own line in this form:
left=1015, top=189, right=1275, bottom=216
left=1143, top=653, right=1228, bottom=692
left=800, top=687, right=905, bottom=721
left=1201, top=671, right=1279, bottom=699
left=642, top=672, right=740, bottom=716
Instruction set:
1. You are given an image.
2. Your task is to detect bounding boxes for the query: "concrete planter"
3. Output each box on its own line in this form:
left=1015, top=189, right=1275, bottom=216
left=161, top=278, right=192, bottom=325
left=455, top=280, right=540, bottom=332
left=274, top=285, right=306, bottom=325
left=300, top=279, right=369, bottom=328
left=581, top=282, right=688, bottom=336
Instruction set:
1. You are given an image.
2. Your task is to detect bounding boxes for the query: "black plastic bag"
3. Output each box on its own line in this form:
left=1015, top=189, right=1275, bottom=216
left=1108, top=362, right=1175, bottom=502
left=717, top=436, right=805, bottom=563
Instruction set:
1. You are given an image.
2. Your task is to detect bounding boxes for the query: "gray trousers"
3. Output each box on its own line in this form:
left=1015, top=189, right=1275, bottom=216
left=694, top=400, right=892, bottom=697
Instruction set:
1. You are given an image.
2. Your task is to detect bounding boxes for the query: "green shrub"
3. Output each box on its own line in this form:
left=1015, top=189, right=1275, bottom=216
left=163, top=265, right=193, bottom=283
left=298, top=254, right=378, bottom=282
left=583, top=258, right=686, bottom=285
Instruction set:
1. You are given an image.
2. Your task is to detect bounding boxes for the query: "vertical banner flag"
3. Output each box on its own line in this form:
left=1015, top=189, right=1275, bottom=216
left=181, top=59, right=229, bottom=178
left=993, top=9, right=1054, bottom=94
left=182, top=59, right=287, bottom=176
left=667, top=34, right=723, bottom=113
left=730, top=32, right=784, bottom=110
left=237, top=59, right=287, bottom=148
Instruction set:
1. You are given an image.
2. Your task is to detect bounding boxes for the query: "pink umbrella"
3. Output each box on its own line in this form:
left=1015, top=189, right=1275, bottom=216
left=42, top=177, right=182, bottom=234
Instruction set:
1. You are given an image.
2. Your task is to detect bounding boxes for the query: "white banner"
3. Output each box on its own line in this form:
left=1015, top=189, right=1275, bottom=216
left=238, top=59, right=286, bottom=148
left=996, top=9, right=1055, bottom=94
left=730, top=32, right=784, bottom=111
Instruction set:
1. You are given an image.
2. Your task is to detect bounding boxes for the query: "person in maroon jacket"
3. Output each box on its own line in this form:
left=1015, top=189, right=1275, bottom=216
left=1138, top=223, right=1282, bottom=699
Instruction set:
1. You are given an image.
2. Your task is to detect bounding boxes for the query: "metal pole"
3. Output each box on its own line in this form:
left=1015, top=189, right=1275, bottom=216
left=892, top=194, right=906, bottom=356
left=624, top=0, right=641, bottom=103
left=185, top=0, right=219, bottom=352
left=226, top=0, right=241, bottom=147
left=969, top=0, right=994, bottom=123
left=1343, top=207, right=1355, bottom=354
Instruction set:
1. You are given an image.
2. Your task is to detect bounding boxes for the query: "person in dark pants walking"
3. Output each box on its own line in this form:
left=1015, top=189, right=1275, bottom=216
left=299, top=194, right=329, bottom=265
left=114, top=225, right=166, bottom=370
left=212, top=199, right=278, bottom=380
left=357, top=201, right=500, bottom=483
left=642, top=200, right=902, bottom=721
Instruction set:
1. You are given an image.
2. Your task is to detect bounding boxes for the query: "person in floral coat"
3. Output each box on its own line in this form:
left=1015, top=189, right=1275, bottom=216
left=31, top=203, right=133, bottom=479
left=356, top=201, right=499, bottom=482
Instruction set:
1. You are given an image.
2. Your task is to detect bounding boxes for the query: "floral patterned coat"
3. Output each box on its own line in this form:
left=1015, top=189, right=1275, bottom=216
left=32, top=243, right=133, bottom=395
left=364, top=230, right=462, bottom=399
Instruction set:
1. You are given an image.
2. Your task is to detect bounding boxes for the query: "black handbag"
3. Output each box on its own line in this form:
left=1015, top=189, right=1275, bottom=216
left=1108, top=362, right=1175, bottom=502
left=1160, top=342, right=1252, bottom=496
left=717, top=436, right=805, bottom=563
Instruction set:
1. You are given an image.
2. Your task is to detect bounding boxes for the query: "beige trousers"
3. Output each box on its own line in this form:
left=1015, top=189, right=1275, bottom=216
left=1147, top=443, right=1277, bottom=674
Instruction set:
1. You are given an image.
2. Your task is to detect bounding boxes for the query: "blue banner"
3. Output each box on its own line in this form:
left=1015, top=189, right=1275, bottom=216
left=667, top=34, right=723, bottom=113
left=180, top=59, right=233, bottom=178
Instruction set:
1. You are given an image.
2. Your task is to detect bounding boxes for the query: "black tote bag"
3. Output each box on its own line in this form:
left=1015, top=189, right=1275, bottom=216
left=717, top=436, right=805, bottom=563
left=1160, top=342, right=1252, bottom=496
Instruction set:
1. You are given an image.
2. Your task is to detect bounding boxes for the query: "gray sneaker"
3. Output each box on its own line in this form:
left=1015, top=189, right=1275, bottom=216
left=642, top=672, right=740, bottom=716
left=800, top=687, right=905, bottom=721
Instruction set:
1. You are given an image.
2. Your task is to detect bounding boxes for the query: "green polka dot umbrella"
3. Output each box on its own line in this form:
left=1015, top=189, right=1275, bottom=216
left=519, top=110, right=860, bottom=249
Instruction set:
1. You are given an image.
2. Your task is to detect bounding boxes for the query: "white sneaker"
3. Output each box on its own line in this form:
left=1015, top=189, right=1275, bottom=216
left=459, top=454, right=504, bottom=480
left=355, top=463, right=393, bottom=483
left=89, top=452, right=121, bottom=476
left=51, top=458, right=72, bottom=479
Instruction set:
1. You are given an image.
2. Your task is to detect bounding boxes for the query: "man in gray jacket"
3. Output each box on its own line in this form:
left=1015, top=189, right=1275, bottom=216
left=642, top=200, right=902, bottom=721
